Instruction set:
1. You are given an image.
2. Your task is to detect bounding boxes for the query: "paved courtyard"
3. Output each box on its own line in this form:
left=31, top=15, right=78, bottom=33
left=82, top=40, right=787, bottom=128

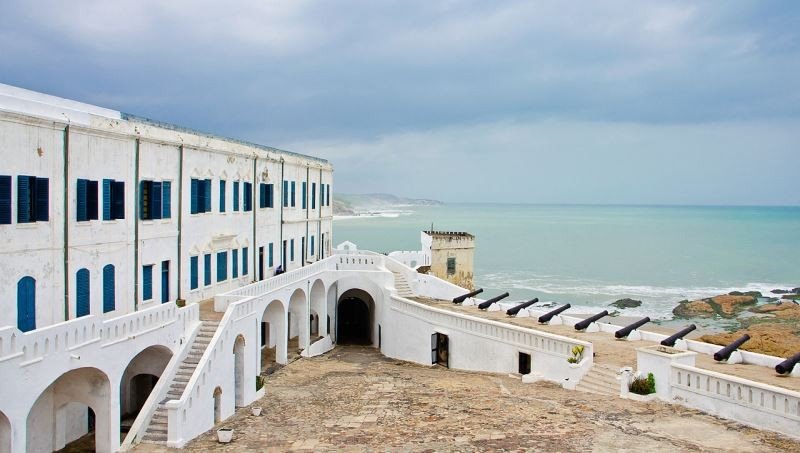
left=135, top=346, right=799, bottom=452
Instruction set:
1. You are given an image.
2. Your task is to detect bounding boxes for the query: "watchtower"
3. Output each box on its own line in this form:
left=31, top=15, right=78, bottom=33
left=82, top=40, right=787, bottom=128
left=421, top=230, right=475, bottom=290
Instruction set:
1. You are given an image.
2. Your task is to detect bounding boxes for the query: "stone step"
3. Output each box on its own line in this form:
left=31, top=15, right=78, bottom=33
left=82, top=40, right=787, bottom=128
left=581, top=373, right=618, bottom=386
left=141, top=433, right=167, bottom=443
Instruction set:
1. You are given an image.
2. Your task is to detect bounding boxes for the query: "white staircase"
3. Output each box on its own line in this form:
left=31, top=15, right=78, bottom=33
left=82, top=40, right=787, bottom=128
left=575, top=364, right=620, bottom=397
left=141, top=320, right=220, bottom=444
left=393, top=272, right=413, bottom=297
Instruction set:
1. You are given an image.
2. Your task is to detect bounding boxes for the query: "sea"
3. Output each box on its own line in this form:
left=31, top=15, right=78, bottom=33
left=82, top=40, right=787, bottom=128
left=333, top=204, right=800, bottom=331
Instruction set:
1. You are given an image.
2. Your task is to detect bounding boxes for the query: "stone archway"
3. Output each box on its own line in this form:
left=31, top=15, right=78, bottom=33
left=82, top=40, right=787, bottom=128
left=119, top=344, right=172, bottom=437
left=0, top=410, right=10, bottom=453
left=261, top=299, right=287, bottom=368
left=287, top=288, right=308, bottom=353
left=27, top=367, right=112, bottom=452
left=337, top=289, right=374, bottom=345
left=310, top=279, right=327, bottom=338
left=233, top=335, right=246, bottom=408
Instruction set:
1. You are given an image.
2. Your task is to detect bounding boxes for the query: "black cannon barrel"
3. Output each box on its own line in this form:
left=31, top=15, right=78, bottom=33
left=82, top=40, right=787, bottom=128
left=614, top=317, right=651, bottom=339
left=478, top=292, right=510, bottom=310
left=574, top=310, right=609, bottom=331
left=453, top=288, right=484, bottom=304
left=713, top=334, right=751, bottom=361
left=775, top=351, right=800, bottom=375
left=538, top=304, right=571, bottom=323
left=660, top=324, right=697, bottom=347
left=506, top=298, right=539, bottom=316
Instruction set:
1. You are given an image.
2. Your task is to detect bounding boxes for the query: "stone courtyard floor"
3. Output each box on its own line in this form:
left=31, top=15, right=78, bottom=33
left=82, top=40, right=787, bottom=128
left=134, top=346, right=799, bottom=452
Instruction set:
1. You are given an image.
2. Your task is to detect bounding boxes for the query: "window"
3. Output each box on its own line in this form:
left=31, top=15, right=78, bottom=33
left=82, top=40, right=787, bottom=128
left=447, top=257, right=456, bottom=276
left=76, top=268, right=90, bottom=317
left=102, top=179, right=124, bottom=220
left=219, top=180, right=226, bottom=212
left=268, top=242, right=274, bottom=267
left=204, top=254, right=212, bottom=286
left=244, top=182, right=252, bottom=211
left=161, top=261, right=170, bottom=303
left=232, top=249, right=239, bottom=278
left=326, top=184, right=330, bottom=206
left=190, top=178, right=212, bottom=214
left=143, top=264, right=153, bottom=301
left=18, top=176, right=49, bottom=223
left=140, top=181, right=163, bottom=220
left=0, top=175, right=10, bottom=224
left=17, top=276, right=36, bottom=332
left=290, top=239, right=295, bottom=262
left=310, top=235, right=315, bottom=256
left=290, top=181, right=296, bottom=207
left=311, top=182, right=316, bottom=209
left=259, top=183, right=274, bottom=208
left=103, top=264, right=115, bottom=312
left=233, top=181, right=240, bottom=211
left=217, top=251, right=228, bottom=282
left=282, top=180, right=288, bottom=207
left=320, top=184, right=325, bottom=208
left=162, top=181, right=171, bottom=218
left=302, top=182, right=307, bottom=209
left=242, top=247, right=249, bottom=276
left=76, top=179, right=99, bottom=222
left=190, top=256, right=199, bottom=290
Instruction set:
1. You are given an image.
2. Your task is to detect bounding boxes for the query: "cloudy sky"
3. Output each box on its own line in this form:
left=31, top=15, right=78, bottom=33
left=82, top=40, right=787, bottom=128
left=1, top=1, right=798, bottom=205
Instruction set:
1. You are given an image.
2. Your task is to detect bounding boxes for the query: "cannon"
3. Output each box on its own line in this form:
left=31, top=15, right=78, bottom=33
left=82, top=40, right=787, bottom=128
left=614, top=317, right=651, bottom=339
left=713, top=334, right=751, bottom=361
left=453, top=288, right=484, bottom=304
left=775, top=351, right=800, bottom=375
left=538, top=304, right=571, bottom=323
left=506, top=298, right=539, bottom=316
left=478, top=292, right=510, bottom=310
left=660, top=324, right=697, bottom=347
left=574, top=310, right=609, bottom=331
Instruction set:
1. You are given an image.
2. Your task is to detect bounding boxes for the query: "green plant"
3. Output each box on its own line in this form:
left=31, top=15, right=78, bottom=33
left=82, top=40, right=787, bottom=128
left=629, top=374, right=655, bottom=395
left=255, top=375, right=264, bottom=391
left=647, top=372, right=656, bottom=394
left=567, top=345, right=584, bottom=364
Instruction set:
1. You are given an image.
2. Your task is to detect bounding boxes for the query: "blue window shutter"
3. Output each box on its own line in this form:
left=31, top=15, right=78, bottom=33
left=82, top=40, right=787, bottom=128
left=190, top=179, right=198, bottom=214
left=267, top=184, right=274, bottom=208
left=327, top=184, right=330, bottom=206
left=161, top=261, right=170, bottom=303
left=311, top=236, right=315, bottom=255
left=291, top=181, right=296, bottom=207
left=143, top=265, right=153, bottom=301
left=204, top=254, right=211, bottom=286
left=259, top=184, right=266, bottom=208
left=0, top=175, right=10, bottom=224
left=302, top=182, right=307, bottom=209
left=190, top=256, right=198, bottom=289
left=17, top=276, right=36, bottom=332
left=112, top=181, right=125, bottom=219
left=17, top=176, right=30, bottom=223
left=152, top=182, right=162, bottom=220
left=268, top=243, right=274, bottom=267
left=242, top=247, right=248, bottom=275
left=320, top=184, right=324, bottom=208
left=283, top=180, right=288, bottom=207
left=162, top=181, right=171, bottom=219
left=244, top=182, right=252, bottom=211
left=312, top=183, right=316, bottom=209
left=290, top=239, right=295, bottom=261
left=102, top=179, right=112, bottom=220
left=87, top=180, right=98, bottom=220
left=35, top=178, right=48, bottom=221
left=233, top=181, right=239, bottom=211
left=204, top=179, right=211, bottom=213
left=103, top=264, right=115, bottom=313
left=76, top=269, right=90, bottom=317
left=77, top=179, right=88, bottom=222
left=232, top=249, right=239, bottom=278
left=219, top=180, right=226, bottom=212
left=216, top=251, right=227, bottom=282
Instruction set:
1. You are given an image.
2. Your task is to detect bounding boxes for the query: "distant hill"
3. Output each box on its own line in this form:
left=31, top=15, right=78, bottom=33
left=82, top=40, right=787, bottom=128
left=334, top=193, right=442, bottom=216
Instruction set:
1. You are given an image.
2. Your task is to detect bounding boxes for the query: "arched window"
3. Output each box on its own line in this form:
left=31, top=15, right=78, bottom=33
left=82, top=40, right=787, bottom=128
left=76, top=268, right=90, bottom=317
left=103, top=264, right=115, bottom=313
left=17, top=276, right=36, bottom=332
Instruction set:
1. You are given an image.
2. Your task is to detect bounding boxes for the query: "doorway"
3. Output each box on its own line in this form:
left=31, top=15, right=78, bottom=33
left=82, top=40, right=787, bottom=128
left=431, top=332, right=449, bottom=367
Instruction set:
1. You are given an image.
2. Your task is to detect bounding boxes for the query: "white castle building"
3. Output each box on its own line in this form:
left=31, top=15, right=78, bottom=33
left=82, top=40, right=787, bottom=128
left=0, top=85, right=798, bottom=452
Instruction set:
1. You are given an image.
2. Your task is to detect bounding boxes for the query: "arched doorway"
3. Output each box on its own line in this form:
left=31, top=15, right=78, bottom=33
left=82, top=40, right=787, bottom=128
left=213, top=387, right=222, bottom=424
left=261, top=299, right=287, bottom=368
left=27, top=367, right=112, bottom=452
left=119, top=345, right=172, bottom=441
left=310, top=279, right=326, bottom=337
left=287, top=289, right=308, bottom=354
left=233, top=335, right=246, bottom=407
left=0, top=410, right=10, bottom=453
left=337, top=289, right=374, bottom=345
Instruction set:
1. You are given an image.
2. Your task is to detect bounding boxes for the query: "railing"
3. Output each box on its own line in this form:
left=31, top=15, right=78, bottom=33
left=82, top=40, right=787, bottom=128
left=671, top=363, right=800, bottom=420
left=222, top=258, right=336, bottom=300
left=335, top=254, right=385, bottom=270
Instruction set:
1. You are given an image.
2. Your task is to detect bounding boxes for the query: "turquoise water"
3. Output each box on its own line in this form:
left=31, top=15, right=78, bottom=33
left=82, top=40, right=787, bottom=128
left=334, top=204, right=800, bottom=322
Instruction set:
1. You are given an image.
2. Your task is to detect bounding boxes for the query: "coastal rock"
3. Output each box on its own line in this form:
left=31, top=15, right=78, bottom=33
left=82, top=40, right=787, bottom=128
left=672, top=294, right=757, bottom=319
left=771, top=289, right=791, bottom=295
left=610, top=298, right=642, bottom=309
left=699, top=324, right=800, bottom=358
left=749, top=303, right=800, bottom=321
left=792, top=287, right=800, bottom=294
left=728, top=291, right=762, bottom=298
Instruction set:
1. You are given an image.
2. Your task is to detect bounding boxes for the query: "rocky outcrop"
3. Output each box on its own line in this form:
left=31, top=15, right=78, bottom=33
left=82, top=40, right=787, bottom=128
left=749, top=302, right=800, bottom=321
left=700, top=324, right=800, bottom=358
left=672, top=294, right=757, bottom=319
left=728, top=291, right=762, bottom=298
left=771, top=289, right=791, bottom=295
left=610, top=298, right=642, bottom=309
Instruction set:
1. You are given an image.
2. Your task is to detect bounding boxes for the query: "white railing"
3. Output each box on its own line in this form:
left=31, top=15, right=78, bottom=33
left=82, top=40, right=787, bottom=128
left=335, top=254, right=385, bottom=270
left=221, top=259, right=335, bottom=300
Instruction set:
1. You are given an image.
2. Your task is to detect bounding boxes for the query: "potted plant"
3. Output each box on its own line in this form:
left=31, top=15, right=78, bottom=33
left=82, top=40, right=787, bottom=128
left=176, top=298, right=186, bottom=307
left=567, top=345, right=584, bottom=365
left=627, top=372, right=657, bottom=401
left=251, top=406, right=262, bottom=416
left=217, top=427, right=233, bottom=443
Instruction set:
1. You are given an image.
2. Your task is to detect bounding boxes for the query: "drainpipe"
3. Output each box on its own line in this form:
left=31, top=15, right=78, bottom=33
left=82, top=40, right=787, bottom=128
left=318, top=167, right=323, bottom=260
left=279, top=159, right=284, bottom=269
left=177, top=144, right=184, bottom=300
left=133, top=138, right=140, bottom=311
left=63, top=125, right=70, bottom=321
left=305, top=165, right=309, bottom=267
left=252, top=155, right=257, bottom=276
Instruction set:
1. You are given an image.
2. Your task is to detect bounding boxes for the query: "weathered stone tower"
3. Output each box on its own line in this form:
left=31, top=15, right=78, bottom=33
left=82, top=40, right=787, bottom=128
left=421, top=230, right=475, bottom=290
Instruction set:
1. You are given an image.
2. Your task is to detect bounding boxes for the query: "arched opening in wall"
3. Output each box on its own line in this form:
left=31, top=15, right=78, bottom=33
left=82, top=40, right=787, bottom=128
left=233, top=335, right=246, bottom=408
left=27, top=367, right=111, bottom=453
left=213, top=387, right=222, bottom=424
left=287, top=289, right=308, bottom=355
left=0, top=410, right=10, bottom=453
left=261, top=299, right=286, bottom=371
left=119, top=345, right=172, bottom=443
left=310, top=279, right=326, bottom=338
left=337, top=289, right=374, bottom=345
left=309, top=311, right=319, bottom=338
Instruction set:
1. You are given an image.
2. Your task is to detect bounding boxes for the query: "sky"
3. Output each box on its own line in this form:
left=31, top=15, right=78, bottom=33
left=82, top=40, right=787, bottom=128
left=1, top=1, right=798, bottom=205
